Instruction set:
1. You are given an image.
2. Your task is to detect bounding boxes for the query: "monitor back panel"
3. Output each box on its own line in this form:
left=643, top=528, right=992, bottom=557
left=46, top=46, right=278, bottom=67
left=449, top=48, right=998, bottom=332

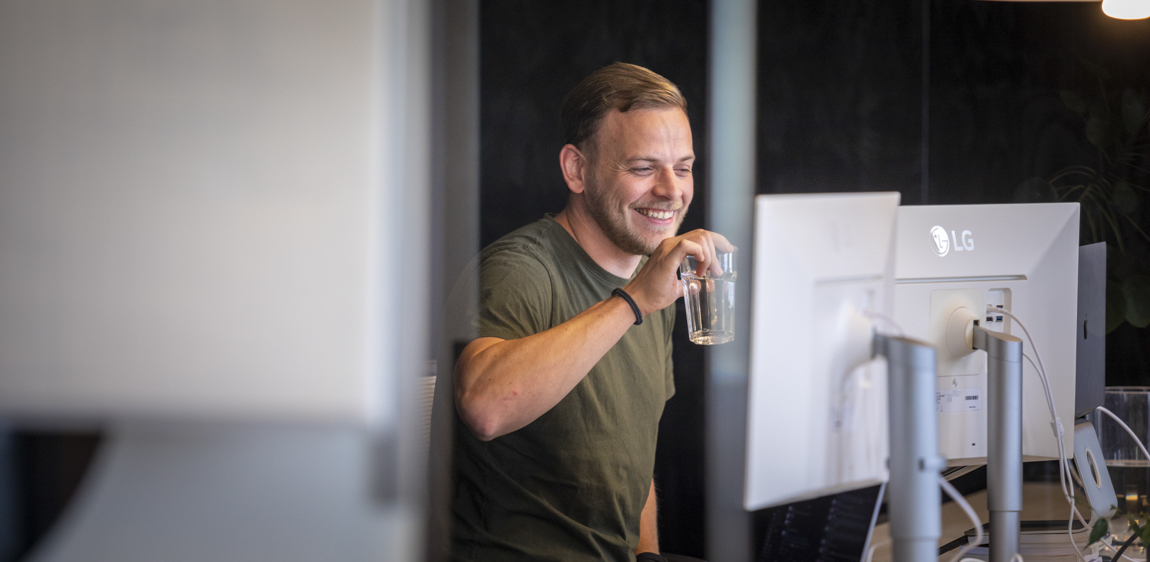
left=1075, top=242, right=1106, bottom=419
left=894, top=203, right=1079, bottom=465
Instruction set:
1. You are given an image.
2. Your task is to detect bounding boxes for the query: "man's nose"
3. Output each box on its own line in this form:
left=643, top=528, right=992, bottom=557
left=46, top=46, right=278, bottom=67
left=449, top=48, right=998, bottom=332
left=651, top=167, right=683, bottom=201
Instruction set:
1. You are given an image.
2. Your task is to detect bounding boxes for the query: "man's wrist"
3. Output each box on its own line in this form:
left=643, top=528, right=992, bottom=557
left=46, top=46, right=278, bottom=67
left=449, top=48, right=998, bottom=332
left=611, top=288, right=644, bottom=325
left=635, top=553, right=666, bottom=562
left=619, top=282, right=655, bottom=318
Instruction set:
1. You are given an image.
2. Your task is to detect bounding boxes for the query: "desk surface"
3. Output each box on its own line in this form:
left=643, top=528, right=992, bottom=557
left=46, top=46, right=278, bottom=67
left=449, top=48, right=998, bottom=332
left=867, top=481, right=1077, bottom=562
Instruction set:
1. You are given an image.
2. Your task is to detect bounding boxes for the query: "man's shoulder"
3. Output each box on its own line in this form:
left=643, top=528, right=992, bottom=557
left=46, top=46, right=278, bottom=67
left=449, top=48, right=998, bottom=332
left=480, top=216, right=568, bottom=267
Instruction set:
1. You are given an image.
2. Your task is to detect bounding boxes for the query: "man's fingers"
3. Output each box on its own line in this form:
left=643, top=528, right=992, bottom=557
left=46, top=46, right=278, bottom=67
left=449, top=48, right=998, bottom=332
left=670, top=238, right=704, bottom=265
left=693, top=231, right=734, bottom=277
left=679, top=230, right=719, bottom=277
left=706, top=236, right=723, bottom=277
left=710, top=232, right=736, bottom=253
left=662, top=230, right=736, bottom=280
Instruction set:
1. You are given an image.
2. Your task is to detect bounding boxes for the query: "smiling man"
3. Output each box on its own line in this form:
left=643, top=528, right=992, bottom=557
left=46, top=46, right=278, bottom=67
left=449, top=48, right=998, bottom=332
left=450, top=63, right=729, bottom=562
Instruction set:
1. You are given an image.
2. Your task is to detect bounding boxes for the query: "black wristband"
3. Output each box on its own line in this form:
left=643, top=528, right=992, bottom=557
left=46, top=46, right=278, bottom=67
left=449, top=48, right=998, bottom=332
left=635, top=553, right=666, bottom=562
left=611, top=288, right=643, bottom=325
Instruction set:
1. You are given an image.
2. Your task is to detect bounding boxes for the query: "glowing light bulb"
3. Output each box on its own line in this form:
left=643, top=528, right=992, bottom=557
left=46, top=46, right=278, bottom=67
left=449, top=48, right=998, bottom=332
left=1102, top=0, right=1150, bottom=20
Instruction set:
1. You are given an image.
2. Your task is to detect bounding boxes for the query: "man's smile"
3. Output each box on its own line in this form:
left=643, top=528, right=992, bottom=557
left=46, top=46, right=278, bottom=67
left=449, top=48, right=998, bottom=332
left=635, top=208, right=676, bottom=221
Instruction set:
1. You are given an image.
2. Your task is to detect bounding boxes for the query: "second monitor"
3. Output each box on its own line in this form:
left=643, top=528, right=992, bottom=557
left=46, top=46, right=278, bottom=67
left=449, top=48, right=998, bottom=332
left=893, top=203, right=1080, bottom=466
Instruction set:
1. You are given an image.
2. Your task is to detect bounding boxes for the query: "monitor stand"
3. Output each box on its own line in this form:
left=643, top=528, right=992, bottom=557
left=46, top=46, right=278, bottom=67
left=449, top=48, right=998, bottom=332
left=974, top=325, right=1025, bottom=562
left=875, top=333, right=945, bottom=562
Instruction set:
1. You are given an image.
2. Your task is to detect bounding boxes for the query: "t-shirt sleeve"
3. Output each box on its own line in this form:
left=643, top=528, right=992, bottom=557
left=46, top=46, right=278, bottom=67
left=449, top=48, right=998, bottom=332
left=474, top=247, right=552, bottom=341
left=663, top=306, right=676, bottom=401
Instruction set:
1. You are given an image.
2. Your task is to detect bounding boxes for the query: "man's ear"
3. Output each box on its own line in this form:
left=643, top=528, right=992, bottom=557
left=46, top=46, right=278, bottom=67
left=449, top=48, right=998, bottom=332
left=559, top=144, right=588, bottom=194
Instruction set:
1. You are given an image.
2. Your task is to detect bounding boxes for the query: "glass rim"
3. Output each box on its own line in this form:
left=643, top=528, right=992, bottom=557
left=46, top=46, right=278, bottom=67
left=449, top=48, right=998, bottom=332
left=679, top=252, right=736, bottom=277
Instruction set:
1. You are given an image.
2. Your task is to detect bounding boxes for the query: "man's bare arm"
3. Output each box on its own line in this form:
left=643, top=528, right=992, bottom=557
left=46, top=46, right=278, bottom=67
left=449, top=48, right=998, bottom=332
left=635, top=479, right=660, bottom=555
left=454, top=229, right=733, bottom=441
left=454, top=296, right=636, bottom=441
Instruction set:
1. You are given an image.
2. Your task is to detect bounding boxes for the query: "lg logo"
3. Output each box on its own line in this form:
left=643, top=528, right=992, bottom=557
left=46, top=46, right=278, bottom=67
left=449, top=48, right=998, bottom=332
left=930, top=225, right=974, bottom=257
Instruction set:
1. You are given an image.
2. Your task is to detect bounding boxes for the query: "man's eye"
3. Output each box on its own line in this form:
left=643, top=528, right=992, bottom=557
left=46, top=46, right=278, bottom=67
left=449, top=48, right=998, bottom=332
left=632, top=167, right=654, bottom=174
left=676, top=167, right=692, bottom=175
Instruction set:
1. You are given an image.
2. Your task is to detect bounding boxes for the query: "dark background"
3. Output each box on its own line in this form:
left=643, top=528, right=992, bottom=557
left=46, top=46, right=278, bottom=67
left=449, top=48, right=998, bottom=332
left=4, top=1, right=1149, bottom=561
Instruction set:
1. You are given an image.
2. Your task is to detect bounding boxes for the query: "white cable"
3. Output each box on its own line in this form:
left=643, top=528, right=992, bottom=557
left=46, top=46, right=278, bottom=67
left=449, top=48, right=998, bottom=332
left=863, top=537, right=890, bottom=562
left=996, top=307, right=1087, bottom=561
left=862, top=310, right=905, bottom=337
left=1096, top=406, right=1150, bottom=462
left=940, top=475, right=984, bottom=562
left=1042, top=369, right=1090, bottom=561
left=1022, top=351, right=1076, bottom=510
left=995, top=312, right=1070, bottom=502
left=1064, top=457, right=1091, bottom=529
left=1100, top=534, right=1144, bottom=562
left=997, top=309, right=1070, bottom=501
left=1064, top=456, right=1097, bottom=530
left=1007, top=318, right=1070, bottom=502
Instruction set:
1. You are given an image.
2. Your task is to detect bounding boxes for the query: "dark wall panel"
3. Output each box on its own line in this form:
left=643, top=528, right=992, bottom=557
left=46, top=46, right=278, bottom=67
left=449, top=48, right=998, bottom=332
left=927, top=2, right=1147, bottom=206
left=757, top=0, right=924, bottom=201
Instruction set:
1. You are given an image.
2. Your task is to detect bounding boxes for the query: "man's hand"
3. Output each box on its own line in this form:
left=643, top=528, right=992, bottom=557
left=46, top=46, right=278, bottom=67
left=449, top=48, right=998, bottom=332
left=624, top=229, right=735, bottom=317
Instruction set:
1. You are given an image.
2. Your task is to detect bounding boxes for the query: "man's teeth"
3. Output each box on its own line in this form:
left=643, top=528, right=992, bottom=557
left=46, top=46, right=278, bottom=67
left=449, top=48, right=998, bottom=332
left=637, top=209, right=674, bottom=220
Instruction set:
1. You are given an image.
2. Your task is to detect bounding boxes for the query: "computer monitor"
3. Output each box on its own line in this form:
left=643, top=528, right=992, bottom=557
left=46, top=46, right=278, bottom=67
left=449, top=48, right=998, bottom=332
left=745, top=192, right=900, bottom=510
left=0, top=2, right=403, bottom=429
left=892, top=203, right=1079, bottom=466
left=0, top=4, right=426, bottom=560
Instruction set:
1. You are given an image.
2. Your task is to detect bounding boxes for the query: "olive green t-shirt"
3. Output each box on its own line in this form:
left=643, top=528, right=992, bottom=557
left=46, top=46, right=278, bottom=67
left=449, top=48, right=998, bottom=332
left=450, top=216, right=676, bottom=562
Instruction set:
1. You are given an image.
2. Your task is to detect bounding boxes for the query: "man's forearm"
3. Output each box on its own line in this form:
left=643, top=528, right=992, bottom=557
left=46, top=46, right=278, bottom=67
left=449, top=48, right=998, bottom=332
left=454, top=293, right=638, bottom=440
left=636, top=479, right=659, bottom=554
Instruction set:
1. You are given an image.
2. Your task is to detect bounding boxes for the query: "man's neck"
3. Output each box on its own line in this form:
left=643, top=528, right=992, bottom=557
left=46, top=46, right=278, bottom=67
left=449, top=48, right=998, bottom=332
left=554, top=205, right=643, bottom=279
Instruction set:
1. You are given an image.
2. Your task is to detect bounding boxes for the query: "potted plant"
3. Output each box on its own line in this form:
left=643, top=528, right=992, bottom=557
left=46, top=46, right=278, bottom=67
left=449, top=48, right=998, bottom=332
left=1015, top=58, right=1150, bottom=335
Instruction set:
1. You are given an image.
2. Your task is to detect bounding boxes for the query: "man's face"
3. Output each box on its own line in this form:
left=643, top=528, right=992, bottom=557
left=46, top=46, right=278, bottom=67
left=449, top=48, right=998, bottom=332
left=582, top=107, right=695, bottom=256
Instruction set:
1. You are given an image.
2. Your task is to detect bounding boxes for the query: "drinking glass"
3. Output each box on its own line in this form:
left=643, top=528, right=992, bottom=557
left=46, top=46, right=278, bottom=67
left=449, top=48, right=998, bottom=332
left=679, top=251, right=735, bottom=345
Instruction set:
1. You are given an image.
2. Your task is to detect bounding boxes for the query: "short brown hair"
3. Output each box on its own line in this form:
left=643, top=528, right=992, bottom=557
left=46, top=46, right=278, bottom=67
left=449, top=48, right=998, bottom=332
left=560, top=63, right=687, bottom=158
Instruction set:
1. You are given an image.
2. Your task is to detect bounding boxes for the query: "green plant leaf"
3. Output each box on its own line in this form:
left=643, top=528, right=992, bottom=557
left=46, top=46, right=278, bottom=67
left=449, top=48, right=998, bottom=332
left=1113, top=181, right=1140, bottom=215
left=1086, top=116, right=1114, bottom=148
left=1062, top=90, right=1087, bottom=114
left=1014, top=177, right=1058, bottom=203
left=1125, top=274, right=1150, bottom=328
left=1089, top=517, right=1109, bottom=546
left=1108, top=281, right=1128, bottom=334
left=1140, top=519, right=1150, bottom=547
left=1122, top=88, right=1148, bottom=135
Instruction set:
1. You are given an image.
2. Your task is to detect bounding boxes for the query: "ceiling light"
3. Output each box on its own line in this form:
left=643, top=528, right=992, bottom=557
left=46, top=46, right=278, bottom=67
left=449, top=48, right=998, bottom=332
left=1102, top=0, right=1150, bottom=19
